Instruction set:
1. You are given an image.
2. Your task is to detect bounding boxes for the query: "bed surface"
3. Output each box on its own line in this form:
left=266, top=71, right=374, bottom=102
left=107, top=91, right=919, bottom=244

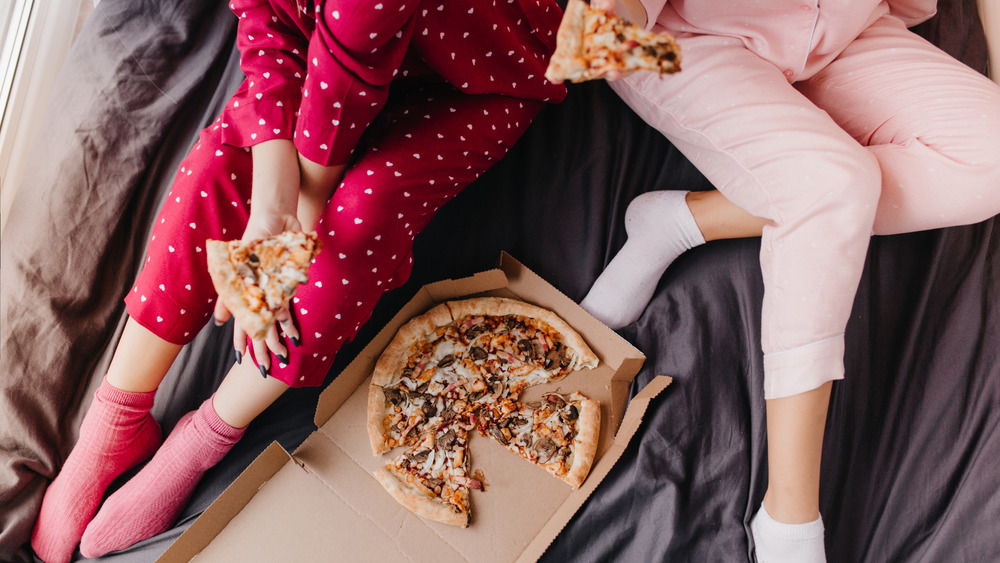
left=1, top=0, right=997, bottom=560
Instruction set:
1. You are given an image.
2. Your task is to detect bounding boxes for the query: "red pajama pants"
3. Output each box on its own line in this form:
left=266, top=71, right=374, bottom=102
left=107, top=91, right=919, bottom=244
left=127, top=83, right=547, bottom=387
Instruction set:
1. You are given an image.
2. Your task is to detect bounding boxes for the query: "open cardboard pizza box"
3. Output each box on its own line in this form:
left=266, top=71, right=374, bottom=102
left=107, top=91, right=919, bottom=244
left=161, top=253, right=670, bottom=562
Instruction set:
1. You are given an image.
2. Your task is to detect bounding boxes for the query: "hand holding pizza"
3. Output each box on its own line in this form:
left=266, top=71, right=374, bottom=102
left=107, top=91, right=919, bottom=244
left=211, top=139, right=312, bottom=377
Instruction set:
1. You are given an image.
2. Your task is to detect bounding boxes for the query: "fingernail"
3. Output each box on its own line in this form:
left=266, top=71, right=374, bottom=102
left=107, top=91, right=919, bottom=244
left=277, top=353, right=289, bottom=365
left=290, top=336, right=301, bottom=347
left=235, top=350, right=242, bottom=364
left=214, top=317, right=224, bottom=327
left=259, top=363, right=269, bottom=378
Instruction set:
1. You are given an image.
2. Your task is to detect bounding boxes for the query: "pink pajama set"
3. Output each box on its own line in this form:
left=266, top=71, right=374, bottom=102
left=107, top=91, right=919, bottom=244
left=124, top=0, right=566, bottom=387
left=624, top=0, right=1000, bottom=398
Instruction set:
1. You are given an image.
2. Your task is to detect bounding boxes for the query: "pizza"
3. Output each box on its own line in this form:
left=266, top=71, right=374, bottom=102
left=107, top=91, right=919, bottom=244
left=206, top=230, right=322, bottom=340
left=545, top=0, right=682, bottom=83
left=367, top=296, right=601, bottom=526
left=476, top=391, right=600, bottom=490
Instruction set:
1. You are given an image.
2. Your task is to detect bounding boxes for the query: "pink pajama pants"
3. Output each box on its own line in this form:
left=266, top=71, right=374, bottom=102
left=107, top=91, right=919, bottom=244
left=125, top=85, right=542, bottom=387
left=611, top=15, right=1000, bottom=398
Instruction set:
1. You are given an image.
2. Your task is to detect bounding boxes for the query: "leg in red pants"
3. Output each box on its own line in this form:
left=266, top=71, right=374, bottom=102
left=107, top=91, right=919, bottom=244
left=126, top=82, right=543, bottom=387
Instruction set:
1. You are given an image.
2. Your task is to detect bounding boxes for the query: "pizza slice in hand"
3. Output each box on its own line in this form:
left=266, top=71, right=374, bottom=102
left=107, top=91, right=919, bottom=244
left=545, top=0, right=682, bottom=83
left=206, top=231, right=322, bottom=340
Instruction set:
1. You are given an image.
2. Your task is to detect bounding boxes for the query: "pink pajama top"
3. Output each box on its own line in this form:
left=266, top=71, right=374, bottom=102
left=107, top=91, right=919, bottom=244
left=221, top=0, right=566, bottom=168
left=638, top=0, right=938, bottom=82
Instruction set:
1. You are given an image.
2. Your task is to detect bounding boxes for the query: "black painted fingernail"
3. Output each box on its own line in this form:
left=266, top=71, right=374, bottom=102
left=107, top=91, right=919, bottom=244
left=259, top=363, right=269, bottom=378
left=235, top=350, right=242, bottom=364
left=290, top=336, right=301, bottom=347
left=277, top=353, right=289, bottom=365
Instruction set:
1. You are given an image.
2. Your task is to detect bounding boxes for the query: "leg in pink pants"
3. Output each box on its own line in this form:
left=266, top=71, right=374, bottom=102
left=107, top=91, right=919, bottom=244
left=609, top=15, right=1000, bottom=398
left=126, top=83, right=542, bottom=387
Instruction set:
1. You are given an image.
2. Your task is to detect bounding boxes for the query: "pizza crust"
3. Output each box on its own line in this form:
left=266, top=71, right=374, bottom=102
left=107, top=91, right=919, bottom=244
left=545, top=0, right=589, bottom=83
left=372, top=302, right=455, bottom=388
left=206, top=240, right=272, bottom=340
left=447, top=297, right=599, bottom=370
left=563, top=398, right=600, bottom=490
left=367, top=385, right=392, bottom=455
left=374, top=467, right=469, bottom=527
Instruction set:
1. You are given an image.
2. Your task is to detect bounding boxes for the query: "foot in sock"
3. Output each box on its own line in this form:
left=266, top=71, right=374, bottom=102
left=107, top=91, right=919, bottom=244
left=580, top=190, right=706, bottom=328
left=80, top=396, right=245, bottom=557
left=750, top=505, right=826, bottom=563
left=31, top=380, right=161, bottom=563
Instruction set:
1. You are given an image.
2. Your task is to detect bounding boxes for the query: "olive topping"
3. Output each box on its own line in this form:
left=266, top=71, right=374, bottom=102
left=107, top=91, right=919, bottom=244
left=562, top=404, right=579, bottom=422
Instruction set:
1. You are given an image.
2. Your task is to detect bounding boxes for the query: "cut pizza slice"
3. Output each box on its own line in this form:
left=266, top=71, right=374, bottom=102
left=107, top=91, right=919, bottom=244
left=478, top=391, right=600, bottom=490
left=448, top=297, right=600, bottom=398
left=374, top=423, right=482, bottom=527
left=545, top=0, right=682, bottom=83
left=206, top=230, right=322, bottom=340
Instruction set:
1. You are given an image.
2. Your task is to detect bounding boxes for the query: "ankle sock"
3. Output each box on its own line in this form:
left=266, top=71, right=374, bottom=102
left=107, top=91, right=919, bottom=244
left=80, top=395, right=245, bottom=557
left=31, top=379, right=161, bottom=563
left=750, top=505, right=826, bottom=563
left=580, top=190, right=706, bottom=328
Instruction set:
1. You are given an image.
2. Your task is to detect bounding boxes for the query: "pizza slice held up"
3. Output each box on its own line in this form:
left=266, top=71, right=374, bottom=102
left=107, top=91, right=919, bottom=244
left=545, top=0, right=682, bottom=83
left=206, top=231, right=322, bottom=340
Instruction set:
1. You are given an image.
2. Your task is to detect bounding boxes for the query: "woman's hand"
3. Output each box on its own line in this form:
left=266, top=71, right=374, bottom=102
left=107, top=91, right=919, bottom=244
left=214, top=139, right=304, bottom=377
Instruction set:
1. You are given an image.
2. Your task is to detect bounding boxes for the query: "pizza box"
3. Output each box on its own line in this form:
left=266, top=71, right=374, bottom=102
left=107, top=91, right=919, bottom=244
left=161, top=252, right=669, bottom=562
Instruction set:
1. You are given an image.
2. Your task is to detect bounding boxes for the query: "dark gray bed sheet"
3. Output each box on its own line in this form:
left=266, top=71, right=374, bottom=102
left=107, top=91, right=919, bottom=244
left=1, top=0, right=997, bottom=561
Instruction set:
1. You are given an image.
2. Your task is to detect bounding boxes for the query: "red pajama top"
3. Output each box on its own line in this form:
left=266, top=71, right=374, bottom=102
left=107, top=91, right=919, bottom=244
left=221, top=0, right=567, bottom=166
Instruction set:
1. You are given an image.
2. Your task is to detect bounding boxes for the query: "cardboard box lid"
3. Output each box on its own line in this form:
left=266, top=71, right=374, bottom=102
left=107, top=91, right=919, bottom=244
left=161, top=254, right=662, bottom=562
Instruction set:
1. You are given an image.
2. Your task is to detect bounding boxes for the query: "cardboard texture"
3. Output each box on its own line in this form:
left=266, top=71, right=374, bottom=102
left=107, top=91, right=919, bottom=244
left=162, top=254, right=665, bottom=562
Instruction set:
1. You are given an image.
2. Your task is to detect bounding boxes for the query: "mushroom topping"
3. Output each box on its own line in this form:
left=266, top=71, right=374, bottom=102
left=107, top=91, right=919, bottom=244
left=489, top=424, right=509, bottom=446
left=439, top=403, right=456, bottom=423
left=469, top=346, right=488, bottom=361
left=383, top=388, right=404, bottom=406
left=546, top=394, right=567, bottom=409
left=517, top=339, right=539, bottom=360
left=426, top=478, right=444, bottom=490
left=437, top=354, right=456, bottom=368
left=436, top=429, right=457, bottom=449
left=534, top=437, right=557, bottom=463
left=407, top=450, right=430, bottom=463
left=465, top=323, right=489, bottom=340
left=421, top=400, right=437, bottom=418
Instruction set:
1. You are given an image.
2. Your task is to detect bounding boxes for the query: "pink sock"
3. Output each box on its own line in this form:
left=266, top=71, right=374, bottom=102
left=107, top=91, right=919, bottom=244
left=80, top=396, right=244, bottom=557
left=31, top=379, right=161, bottom=563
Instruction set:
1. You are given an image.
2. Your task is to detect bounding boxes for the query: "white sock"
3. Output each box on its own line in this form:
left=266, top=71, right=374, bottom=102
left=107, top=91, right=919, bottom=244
left=580, top=190, right=705, bottom=328
left=750, top=506, right=827, bottom=563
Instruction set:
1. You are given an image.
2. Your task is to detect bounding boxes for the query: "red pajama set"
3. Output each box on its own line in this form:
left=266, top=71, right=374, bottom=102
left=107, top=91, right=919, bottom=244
left=125, top=0, right=566, bottom=387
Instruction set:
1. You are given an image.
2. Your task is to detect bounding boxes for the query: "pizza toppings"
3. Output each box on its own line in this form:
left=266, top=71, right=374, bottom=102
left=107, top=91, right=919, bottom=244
left=368, top=297, right=602, bottom=527
left=545, top=0, right=682, bottom=83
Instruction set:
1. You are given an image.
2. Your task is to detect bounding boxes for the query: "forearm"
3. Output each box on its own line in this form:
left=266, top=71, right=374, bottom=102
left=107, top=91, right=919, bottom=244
left=250, top=139, right=300, bottom=218
left=297, top=156, right=345, bottom=233
left=980, top=0, right=1000, bottom=85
